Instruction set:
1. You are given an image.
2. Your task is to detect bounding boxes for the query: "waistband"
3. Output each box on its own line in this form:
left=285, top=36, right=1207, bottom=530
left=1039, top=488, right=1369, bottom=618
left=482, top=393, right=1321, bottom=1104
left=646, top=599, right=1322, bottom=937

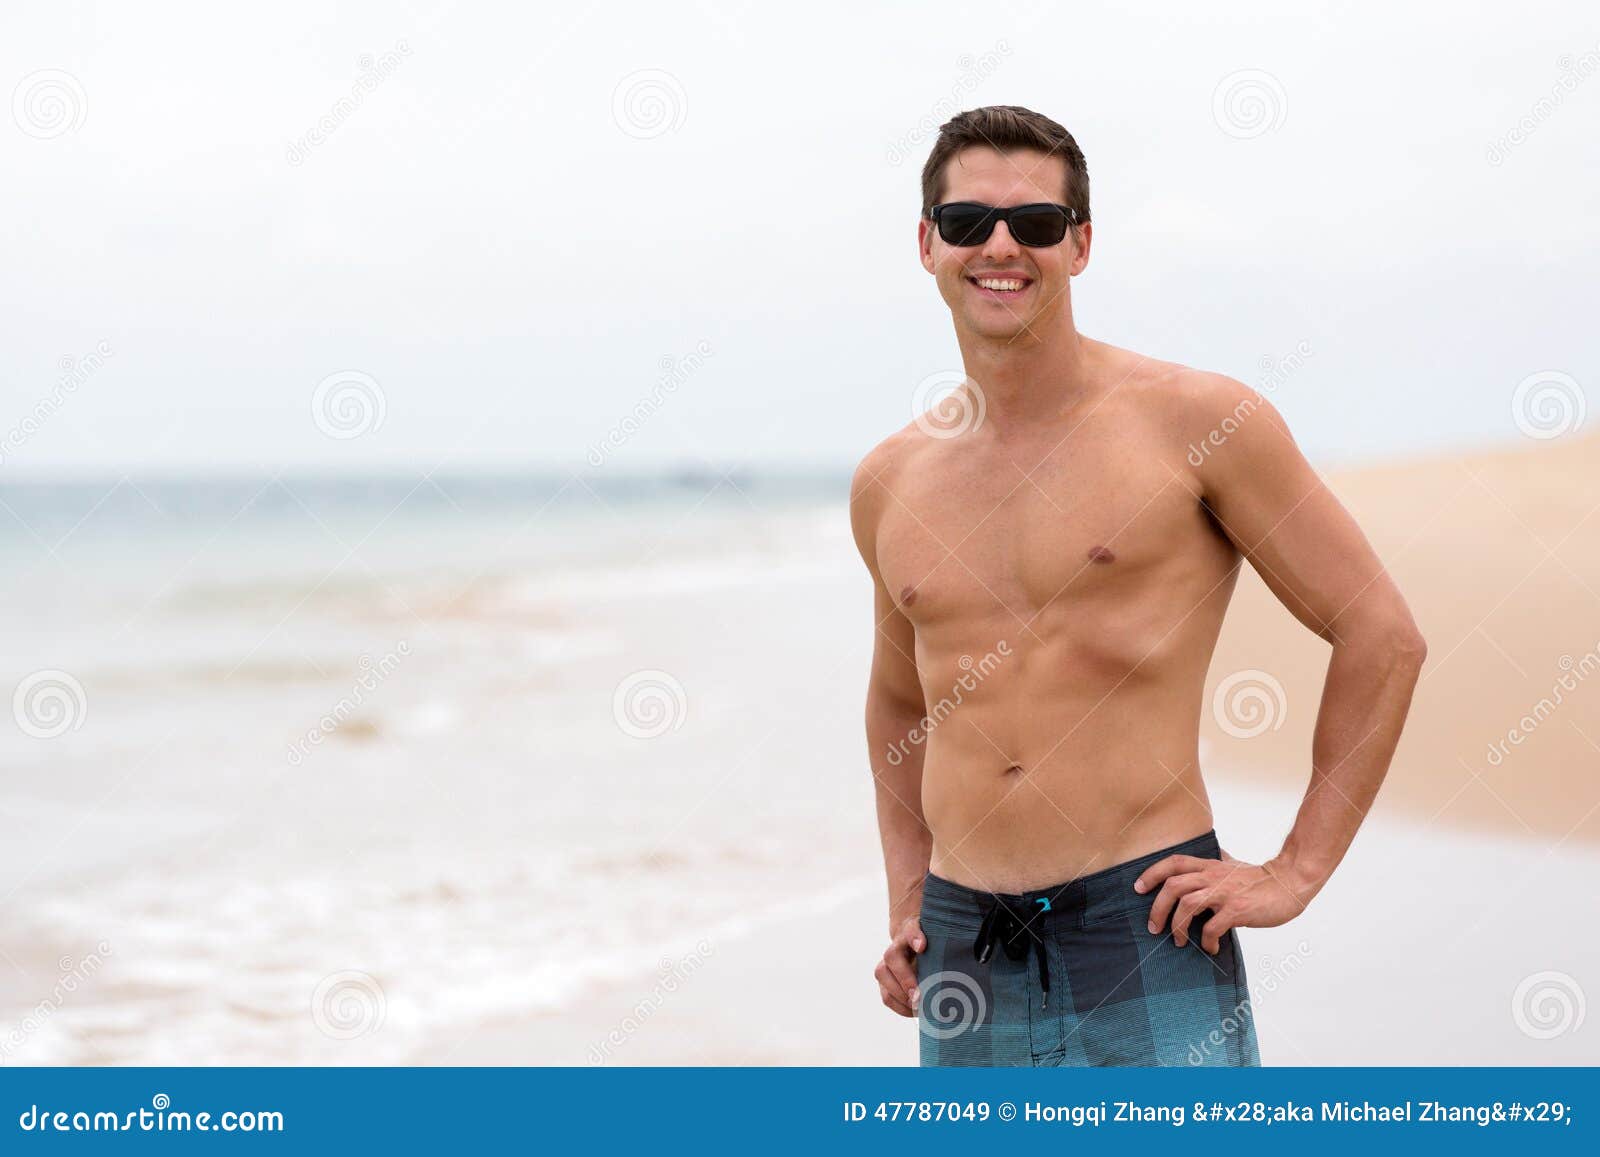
left=920, top=828, right=1221, bottom=933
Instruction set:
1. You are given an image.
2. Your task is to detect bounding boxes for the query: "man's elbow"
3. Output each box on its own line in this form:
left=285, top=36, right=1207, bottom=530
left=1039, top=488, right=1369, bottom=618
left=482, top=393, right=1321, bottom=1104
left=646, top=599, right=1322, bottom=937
left=867, top=683, right=928, bottom=725
left=1333, top=604, right=1427, bottom=670
left=1358, top=615, right=1428, bottom=674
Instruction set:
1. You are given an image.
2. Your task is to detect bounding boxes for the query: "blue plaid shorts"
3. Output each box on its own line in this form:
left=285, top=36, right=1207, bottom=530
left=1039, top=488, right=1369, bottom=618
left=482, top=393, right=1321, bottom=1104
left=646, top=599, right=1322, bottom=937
left=916, top=829, right=1261, bottom=1066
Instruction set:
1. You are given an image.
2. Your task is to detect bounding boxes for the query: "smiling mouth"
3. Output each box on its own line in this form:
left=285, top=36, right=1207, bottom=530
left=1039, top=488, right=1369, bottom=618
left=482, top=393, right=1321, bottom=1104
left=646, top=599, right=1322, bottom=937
left=966, top=275, right=1033, bottom=298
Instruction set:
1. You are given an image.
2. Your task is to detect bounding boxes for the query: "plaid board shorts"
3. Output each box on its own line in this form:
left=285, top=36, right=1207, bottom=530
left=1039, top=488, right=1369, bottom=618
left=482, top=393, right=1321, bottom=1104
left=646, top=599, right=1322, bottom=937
left=916, top=829, right=1261, bottom=1067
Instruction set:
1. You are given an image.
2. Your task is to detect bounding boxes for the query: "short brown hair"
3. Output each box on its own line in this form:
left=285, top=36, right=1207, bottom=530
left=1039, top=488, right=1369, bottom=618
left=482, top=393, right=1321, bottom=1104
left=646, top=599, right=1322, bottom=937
left=920, top=105, right=1090, bottom=227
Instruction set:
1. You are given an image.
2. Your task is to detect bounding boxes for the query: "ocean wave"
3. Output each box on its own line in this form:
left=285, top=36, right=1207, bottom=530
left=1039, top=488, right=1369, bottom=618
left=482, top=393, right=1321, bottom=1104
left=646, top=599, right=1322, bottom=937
left=0, top=840, right=870, bottom=1065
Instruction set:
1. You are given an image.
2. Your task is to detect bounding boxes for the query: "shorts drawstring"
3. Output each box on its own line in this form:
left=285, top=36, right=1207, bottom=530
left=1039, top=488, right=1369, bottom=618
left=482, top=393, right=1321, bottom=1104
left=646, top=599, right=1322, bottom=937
left=972, top=897, right=1051, bottom=1010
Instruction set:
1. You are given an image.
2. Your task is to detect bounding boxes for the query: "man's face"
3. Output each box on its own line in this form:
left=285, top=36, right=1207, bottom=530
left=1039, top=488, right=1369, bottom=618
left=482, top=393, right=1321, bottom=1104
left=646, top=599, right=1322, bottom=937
left=919, top=146, right=1091, bottom=341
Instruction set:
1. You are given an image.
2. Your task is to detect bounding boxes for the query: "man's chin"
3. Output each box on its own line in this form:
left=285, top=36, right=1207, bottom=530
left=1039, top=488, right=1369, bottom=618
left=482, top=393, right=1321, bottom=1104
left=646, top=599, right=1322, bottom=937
left=964, top=312, right=1032, bottom=340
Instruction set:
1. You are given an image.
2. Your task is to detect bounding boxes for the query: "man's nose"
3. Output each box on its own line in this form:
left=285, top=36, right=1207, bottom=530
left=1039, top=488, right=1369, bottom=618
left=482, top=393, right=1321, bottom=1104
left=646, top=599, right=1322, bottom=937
left=980, top=219, right=1020, bottom=258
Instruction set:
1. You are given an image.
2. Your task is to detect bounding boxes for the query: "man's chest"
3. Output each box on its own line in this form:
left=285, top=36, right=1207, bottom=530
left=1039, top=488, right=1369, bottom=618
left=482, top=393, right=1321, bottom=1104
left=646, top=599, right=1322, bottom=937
left=874, top=447, right=1208, bottom=626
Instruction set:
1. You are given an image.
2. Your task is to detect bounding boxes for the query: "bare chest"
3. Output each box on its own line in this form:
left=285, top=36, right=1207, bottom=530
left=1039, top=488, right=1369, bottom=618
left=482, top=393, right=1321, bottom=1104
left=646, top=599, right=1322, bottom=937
left=875, top=443, right=1213, bottom=628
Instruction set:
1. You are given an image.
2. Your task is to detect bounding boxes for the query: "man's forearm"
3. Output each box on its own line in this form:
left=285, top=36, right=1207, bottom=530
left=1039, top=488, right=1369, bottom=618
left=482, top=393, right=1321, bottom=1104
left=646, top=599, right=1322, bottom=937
left=1271, top=622, right=1427, bottom=901
left=867, top=698, right=933, bottom=933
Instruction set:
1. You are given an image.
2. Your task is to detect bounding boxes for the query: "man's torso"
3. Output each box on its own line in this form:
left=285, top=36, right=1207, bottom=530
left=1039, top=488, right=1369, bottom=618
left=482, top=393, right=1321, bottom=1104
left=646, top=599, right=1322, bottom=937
left=867, top=342, right=1243, bottom=890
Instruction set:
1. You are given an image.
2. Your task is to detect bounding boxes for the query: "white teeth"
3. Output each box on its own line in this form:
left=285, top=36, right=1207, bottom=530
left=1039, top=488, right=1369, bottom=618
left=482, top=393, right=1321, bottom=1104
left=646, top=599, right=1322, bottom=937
left=975, top=278, right=1026, bottom=291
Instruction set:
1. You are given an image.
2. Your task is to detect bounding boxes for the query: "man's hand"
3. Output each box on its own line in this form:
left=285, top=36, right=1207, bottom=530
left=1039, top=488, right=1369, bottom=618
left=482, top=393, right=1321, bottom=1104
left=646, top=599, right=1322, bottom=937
left=1134, top=850, right=1308, bottom=955
left=874, top=915, right=927, bottom=1016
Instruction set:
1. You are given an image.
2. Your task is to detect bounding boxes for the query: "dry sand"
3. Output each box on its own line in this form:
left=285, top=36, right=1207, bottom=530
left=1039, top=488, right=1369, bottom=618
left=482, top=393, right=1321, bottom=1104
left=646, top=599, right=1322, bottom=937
left=1209, top=432, right=1600, bottom=845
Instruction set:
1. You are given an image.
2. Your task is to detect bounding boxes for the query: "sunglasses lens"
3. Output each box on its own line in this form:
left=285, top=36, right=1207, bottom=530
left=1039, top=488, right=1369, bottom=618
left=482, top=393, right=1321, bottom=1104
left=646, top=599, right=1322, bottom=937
left=937, top=205, right=994, bottom=247
left=1008, top=207, right=1070, bottom=247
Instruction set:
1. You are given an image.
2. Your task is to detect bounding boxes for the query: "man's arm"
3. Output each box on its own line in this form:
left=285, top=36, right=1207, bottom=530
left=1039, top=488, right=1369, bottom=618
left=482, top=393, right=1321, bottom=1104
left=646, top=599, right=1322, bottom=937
left=850, top=452, right=933, bottom=929
left=864, top=576, right=933, bottom=928
left=1139, top=375, right=1428, bottom=952
left=850, top=451, right=934, bottom=1015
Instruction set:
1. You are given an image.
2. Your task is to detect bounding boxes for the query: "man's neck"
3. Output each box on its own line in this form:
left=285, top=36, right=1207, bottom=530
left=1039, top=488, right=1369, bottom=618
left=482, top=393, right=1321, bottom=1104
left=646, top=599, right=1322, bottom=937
left=955, top=318, right=1096, bottom=429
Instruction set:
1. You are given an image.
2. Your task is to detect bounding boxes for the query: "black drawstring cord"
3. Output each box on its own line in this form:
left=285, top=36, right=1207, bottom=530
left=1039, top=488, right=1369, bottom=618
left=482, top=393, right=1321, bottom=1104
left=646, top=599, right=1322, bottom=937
left=972, top=897, right=1052, bottom=1010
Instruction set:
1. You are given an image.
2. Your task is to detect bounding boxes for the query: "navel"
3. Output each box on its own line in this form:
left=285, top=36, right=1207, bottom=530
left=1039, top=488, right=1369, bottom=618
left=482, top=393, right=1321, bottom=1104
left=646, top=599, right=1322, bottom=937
left=1086, top=545, right=1116, bottom=564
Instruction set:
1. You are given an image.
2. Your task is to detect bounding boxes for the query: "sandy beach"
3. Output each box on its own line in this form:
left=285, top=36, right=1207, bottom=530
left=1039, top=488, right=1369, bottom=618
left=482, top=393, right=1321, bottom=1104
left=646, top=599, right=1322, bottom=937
left=1208, top=432, right=1600, bottom=846
left=426, top=434, right=1600, bottom=1066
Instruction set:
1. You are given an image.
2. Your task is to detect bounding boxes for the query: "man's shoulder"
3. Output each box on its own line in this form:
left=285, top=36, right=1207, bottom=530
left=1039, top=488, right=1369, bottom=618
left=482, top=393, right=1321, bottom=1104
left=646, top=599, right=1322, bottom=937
left=849, top=421, right=933, bottom=507
left=1120, top=357, right=1308, bottom=501
left=1105, top=346, right=1256, bottom=413
left=847, top=420, right=945, bottom=563
left=1110, top=350, right=1285, bottom=445
left=1166, top=365, right=1267, bottom=416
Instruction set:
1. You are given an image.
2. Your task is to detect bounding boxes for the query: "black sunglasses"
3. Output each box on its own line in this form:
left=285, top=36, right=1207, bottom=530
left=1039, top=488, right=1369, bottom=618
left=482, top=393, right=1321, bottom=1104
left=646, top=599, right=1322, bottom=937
left=928, top=201, right=1080, bottom=248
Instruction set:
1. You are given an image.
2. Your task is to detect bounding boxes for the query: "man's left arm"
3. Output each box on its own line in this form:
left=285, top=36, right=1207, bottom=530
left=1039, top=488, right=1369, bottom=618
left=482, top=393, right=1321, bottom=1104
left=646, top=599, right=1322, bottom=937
left=1138, top=374, right=1428, bottom=954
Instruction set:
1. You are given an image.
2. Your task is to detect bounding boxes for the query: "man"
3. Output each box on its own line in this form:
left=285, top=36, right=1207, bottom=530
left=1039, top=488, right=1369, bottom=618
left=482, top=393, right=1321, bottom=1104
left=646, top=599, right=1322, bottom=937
left=849, top=105, right=1426, bottom=1067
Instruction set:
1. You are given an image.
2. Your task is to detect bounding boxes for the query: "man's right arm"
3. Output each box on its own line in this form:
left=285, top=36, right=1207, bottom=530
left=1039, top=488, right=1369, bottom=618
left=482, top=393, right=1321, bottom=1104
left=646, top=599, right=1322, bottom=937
left=850, top=452, right=932, bottom=927
left=865, top=575, right=933, bottom=929
left=851, top=451, right=933, bottom=1017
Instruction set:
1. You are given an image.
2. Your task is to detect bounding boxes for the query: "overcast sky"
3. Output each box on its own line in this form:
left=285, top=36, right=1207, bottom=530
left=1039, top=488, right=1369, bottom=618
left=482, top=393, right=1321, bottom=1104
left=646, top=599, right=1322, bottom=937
left=2, top=1, right=1596, bottom=477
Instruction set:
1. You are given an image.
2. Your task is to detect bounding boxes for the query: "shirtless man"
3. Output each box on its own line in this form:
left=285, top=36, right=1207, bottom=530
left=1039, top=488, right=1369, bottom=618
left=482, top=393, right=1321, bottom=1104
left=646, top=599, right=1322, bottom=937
left=850, top=106, right=1426, bottom=1067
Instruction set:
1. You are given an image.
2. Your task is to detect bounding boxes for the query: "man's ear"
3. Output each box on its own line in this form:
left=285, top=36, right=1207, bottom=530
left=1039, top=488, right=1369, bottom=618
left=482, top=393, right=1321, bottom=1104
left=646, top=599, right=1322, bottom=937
left=1069, top=221, right=1093, bottom=276
left=917, top=218, right=936, bottom=274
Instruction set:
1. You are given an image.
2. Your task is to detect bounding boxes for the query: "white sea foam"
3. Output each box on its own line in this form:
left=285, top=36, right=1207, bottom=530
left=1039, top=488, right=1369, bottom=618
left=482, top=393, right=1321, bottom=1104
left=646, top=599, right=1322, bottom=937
left=0, top=840, right=874, bottom=1065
